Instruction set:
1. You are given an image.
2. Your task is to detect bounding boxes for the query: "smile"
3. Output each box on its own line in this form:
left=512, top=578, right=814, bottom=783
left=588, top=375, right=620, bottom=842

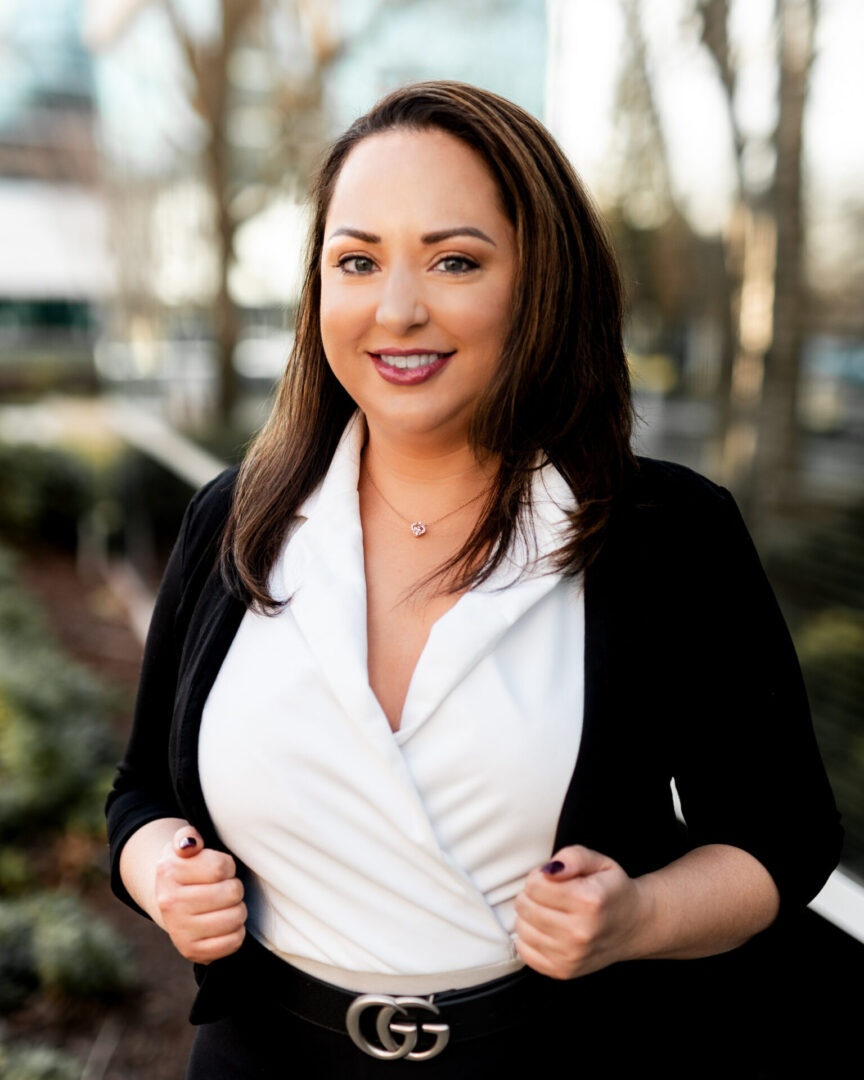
left=375, top=352, right=450, bottom=370
left=370, top=351, right=454, bottom=386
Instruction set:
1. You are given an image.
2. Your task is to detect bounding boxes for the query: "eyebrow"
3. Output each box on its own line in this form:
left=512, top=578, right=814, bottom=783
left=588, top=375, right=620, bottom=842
left=326, top=226, right=497, bottom=247
left=328, top=227, right=380, bottom=244
left=423, top=227, right=496, bottom=246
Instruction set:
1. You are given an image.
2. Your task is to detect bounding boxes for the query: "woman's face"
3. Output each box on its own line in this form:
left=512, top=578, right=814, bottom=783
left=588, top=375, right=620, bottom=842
left=320, top=127, right=517, bottom=449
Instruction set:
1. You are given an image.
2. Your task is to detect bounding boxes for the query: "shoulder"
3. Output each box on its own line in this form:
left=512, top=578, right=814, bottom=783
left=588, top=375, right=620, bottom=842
left=628, top=456, right=734, bottom=512
left=615, top=457, right=742, bottom=539
left=182, top=466, right=240, bottom=540
left=168, top=466, right=240, bottom=591
left=188, top=464, right=240, bottom=516
left=602, top=457, right=756, bottom=582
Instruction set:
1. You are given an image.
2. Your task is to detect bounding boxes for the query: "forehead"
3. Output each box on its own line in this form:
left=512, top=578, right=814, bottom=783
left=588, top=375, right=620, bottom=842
left=324, top=128, right=507, bottom=230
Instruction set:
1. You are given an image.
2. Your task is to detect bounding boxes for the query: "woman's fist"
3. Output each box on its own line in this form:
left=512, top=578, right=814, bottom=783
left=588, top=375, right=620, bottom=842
left=154, top=827, right=247, bottom=964
left=513, top=845, right=647, bottom=979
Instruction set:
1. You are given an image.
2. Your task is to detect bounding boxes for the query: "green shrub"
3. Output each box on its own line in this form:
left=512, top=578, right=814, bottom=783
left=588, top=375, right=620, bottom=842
left=0, top=892, right=134, bottom=1013
left=0, top=444, right=90, bottom=550
left=29, top=892, right=134, bottom=1000
left=0, top=579, right=54, bottom=655
left=797, top=607, right=864, bottom=869
left=0, top=663, right=117, bottom=837
left=765, top=503, right=864, bottom=876
left=112, top=450, right=195, bottom=564
left=0, top=536, right=135, bottom=1029
left=0, top=437, right=205, bottom=579
left=0, top=1039, right=82, bottom=1080
left=0, top=900, right=37, bottom=1012
left=0, top=847, right=33, bottom=895
left=62, top=767, right=121, bottom=841
left=0, top=548, right=118, bottom=837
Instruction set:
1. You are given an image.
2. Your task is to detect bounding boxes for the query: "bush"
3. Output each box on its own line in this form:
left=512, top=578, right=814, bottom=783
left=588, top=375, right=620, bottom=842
left=0, top=900, right=37, bottom=1012
left=797, top=608, right=864, bottom=871
left=0, top=892, right=134, bottom=1013
left=0, top=1040, right=82, bottom=1080
left=29, top=892, right=134, bottom=1000
left=0, top=444, right=90, bottom=550
left=0, top=548, right=118, bottom=838
left=112, top=450, right=195, bottom=568
left=0, top=436, right=206, bottom=587
left=0, top=669, right=117, bottom=836
left=0, top=541, right=134, bottom=1018
left=0, top=847, right=32, bottom=896
left=0, top=496, right=138, bottom=1042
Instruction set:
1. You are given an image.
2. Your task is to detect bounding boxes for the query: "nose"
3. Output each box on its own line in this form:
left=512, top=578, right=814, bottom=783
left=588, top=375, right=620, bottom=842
left=375, top=268, right=429, bottom=335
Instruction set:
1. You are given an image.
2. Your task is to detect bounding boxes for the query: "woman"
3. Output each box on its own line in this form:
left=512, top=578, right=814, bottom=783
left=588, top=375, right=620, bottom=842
left=107, top=81, right=841, bottom=1077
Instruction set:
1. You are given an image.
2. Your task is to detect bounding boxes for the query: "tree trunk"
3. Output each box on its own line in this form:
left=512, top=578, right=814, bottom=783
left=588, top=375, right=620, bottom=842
left=208, top=136, right=238, bottom=424
left=752, top=0, right=816, bottom=530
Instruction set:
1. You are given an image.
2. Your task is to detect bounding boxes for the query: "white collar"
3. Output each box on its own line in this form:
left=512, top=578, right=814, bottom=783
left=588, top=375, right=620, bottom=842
left=269, top=412, right=580, bottom=737
left=294, top=410, right=366, bottom=525
left=293, top=410, right=575, bottom=584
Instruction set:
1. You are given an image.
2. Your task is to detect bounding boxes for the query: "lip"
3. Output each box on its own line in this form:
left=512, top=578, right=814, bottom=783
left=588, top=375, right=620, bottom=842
left=369, top=350, right=454, bottom=386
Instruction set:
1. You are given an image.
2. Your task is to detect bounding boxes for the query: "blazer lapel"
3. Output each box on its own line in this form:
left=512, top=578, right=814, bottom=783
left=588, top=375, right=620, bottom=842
left=172, top=571, right=246, bottom=847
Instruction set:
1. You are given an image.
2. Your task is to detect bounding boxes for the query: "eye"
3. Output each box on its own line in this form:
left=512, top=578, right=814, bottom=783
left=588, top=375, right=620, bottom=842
left=434, top=255, right=479, bottom=274
left=336, top=255, right=377, bottom=275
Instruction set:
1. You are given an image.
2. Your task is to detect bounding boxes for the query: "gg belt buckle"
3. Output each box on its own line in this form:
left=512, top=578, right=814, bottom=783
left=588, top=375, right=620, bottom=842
left=345, top=994, right=450, bottom=1061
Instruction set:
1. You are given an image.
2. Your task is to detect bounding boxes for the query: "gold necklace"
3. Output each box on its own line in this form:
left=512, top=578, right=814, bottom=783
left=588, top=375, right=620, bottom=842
left=365, top=469, right=488, bottom=538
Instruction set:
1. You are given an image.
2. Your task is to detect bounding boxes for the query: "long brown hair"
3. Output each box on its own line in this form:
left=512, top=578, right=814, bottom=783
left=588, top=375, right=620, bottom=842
left=222, top=80, right=635, bottom=610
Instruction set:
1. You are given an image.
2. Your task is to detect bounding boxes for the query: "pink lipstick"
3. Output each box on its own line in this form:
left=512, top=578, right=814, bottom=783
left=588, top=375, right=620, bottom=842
left=370, top=350, right=454, bottom=386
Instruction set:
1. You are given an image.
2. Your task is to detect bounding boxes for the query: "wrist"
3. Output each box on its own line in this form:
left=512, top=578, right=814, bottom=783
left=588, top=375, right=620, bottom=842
left=625, top=872, right=664, bottom=962
left=118, top=816, right=189, bottom=931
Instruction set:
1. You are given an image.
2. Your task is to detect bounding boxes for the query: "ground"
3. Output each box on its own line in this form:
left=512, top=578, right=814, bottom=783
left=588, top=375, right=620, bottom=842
left=8, top=552, right=195, bottom=1080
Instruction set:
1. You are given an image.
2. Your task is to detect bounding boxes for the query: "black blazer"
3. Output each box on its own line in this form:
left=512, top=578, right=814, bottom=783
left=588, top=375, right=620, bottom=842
left=106, top=457, right=842, bottom=1029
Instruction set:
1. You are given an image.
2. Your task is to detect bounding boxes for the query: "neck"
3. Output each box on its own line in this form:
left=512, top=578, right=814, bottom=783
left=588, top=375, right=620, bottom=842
left=361, top=418, right=499, bottom=502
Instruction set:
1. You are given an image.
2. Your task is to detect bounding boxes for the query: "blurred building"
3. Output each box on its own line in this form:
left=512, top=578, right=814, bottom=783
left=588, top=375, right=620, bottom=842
left=0, top=0, right=112, bottom=393
left=82, top=0, right=546, bottom=419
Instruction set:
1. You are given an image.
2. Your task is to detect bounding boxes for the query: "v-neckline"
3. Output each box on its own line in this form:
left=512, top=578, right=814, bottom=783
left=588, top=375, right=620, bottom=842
left=276, top=413, right=577, bottom=744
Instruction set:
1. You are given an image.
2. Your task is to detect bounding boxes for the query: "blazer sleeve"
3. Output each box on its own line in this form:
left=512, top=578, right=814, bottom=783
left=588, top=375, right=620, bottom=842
left=653, top=470, right=843, bottom=914
left=105, top=469, right=238, bottom=917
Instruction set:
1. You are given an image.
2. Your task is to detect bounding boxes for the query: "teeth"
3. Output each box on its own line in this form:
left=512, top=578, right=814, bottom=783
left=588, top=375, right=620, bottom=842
left=377, top=352, right=443, bottom=370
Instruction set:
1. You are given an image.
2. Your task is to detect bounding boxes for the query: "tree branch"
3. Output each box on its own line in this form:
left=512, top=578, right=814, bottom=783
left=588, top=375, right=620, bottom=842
left=696, top=0, right=746, bottom=195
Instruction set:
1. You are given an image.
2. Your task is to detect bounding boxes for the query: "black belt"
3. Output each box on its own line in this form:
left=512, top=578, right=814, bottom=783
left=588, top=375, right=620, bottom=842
left=235, top=937, right=541, bottom=1062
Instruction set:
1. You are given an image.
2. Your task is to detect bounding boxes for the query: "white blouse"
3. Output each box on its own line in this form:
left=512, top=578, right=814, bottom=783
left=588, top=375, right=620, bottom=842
left=199, top=413, right=584, bottom=991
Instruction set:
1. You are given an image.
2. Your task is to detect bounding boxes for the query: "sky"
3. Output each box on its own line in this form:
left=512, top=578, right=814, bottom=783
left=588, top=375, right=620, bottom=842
left=3, top=0, right=859, bottom=235
left=547, top=0, right=864, bottom=235
left=1, top=0, right=860, bottom=300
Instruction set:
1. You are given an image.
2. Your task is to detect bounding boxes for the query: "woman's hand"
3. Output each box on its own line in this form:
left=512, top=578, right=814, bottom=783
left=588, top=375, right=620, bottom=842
left=514, top=843, right=781, bottom=980
left=154, top=826, right=247, bottom=965
left=513, top=845, right=646, bottom=979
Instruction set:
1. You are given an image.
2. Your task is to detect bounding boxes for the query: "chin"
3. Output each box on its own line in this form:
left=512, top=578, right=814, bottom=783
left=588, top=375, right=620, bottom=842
left=363, top=402, right=474, bottom=447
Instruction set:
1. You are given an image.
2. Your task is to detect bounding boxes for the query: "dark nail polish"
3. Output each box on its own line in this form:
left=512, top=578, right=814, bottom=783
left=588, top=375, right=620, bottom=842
left=541, top=860, right=565, bottom=875
left=179, top=836, right=198, bottom=850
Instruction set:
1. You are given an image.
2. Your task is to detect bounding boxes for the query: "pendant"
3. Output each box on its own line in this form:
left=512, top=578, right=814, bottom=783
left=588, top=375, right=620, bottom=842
left=410, top=521, right=427, bottom=537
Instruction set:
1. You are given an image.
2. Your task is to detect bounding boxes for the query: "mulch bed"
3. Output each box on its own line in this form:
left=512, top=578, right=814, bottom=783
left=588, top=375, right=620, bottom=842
left=9, top=551, right=196, bottom=1079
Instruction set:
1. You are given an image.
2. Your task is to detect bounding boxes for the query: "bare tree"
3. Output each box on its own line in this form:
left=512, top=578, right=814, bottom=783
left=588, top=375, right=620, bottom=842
left=161, top=0, right=341, bottom=421
left=162, top=0, right=254, bottom=422
left=146, top=0, right=407, bottom=422
left=615, top=0, right=675, bottom=230
left=758, top=0, right=817, bottom=519
left=697, top=0, right=819, bottom=524
left=87, top=0, right=326, bottom=420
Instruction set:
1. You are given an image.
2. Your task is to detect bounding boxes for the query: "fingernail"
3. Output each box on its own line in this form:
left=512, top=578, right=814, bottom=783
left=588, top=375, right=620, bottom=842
left=542, top=860, right=565, bottom=875
left=179, top=836, right=198, bottom=850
